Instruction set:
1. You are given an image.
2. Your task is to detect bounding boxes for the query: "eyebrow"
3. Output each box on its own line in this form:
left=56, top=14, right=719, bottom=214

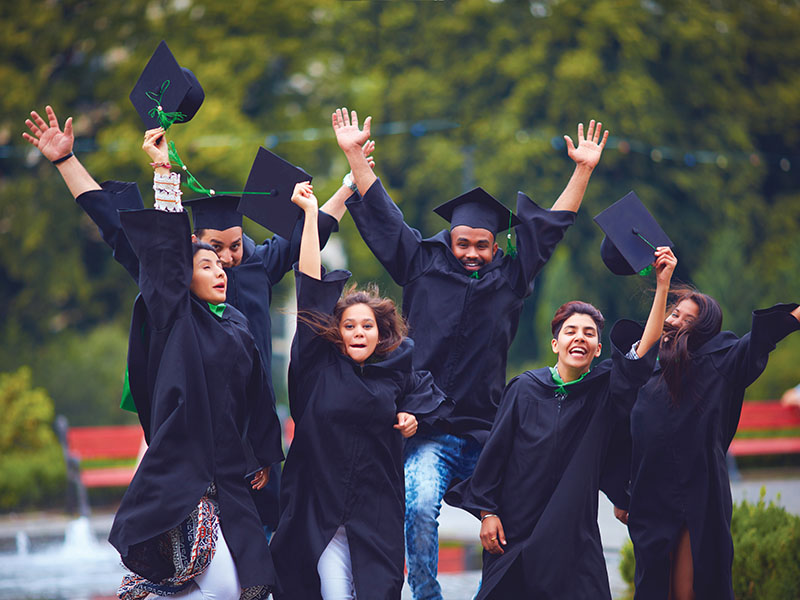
left=208, top=237, right=242, bottom=245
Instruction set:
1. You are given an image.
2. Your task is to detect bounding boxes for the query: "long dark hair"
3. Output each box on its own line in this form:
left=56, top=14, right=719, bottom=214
left=659, top=285, right=723, bottom=403
left=300, top=283, right=408, bottom=359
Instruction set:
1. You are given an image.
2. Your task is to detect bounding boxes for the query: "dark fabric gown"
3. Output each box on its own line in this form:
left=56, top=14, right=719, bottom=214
left=76, top=182, right=338, bottom=529
left=628, top=304, right=800, bottom=600
left=444, top=320, right=657, bottom=600
left=346, top=179, right=575, bottom=445
left=270, top=268, right=449, bottom=600
left=107, top=208, right=285, bottom=591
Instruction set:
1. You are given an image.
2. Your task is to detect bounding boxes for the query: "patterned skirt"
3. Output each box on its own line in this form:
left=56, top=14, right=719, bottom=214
left=117, top=484, right=269, bottom=600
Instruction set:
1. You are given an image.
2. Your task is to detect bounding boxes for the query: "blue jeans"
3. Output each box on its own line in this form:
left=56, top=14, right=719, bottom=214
left=404, top=429, right=481, bottom=600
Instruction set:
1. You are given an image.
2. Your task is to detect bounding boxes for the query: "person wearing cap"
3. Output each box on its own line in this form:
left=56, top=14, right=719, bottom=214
left=590, top=194, right=800, bottom=599
left=332, top=107, right=608, bottom=599
left=269, top=181, right=449, bottom=600
left=107, top=134, right=284, bottom=599
left=444, top=246, right=676, bottom=599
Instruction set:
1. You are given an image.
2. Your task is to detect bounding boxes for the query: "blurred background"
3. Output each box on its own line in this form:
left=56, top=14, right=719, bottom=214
left=1, top=0, right=799, bottom=513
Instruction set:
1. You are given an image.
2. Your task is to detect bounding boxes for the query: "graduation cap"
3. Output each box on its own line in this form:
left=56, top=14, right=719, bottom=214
left=237, top=147, right=313, bottom=240
left=130, top=40, right=205, bottom=130
left=593, top=191, right=673, bottom=276
left=184, top=195, right=242, bottom=231
left=433, top=187, right=521, bottom=235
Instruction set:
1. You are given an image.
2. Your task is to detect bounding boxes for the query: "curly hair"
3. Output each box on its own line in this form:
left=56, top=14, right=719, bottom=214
left=300, top=283, right=408, bottom=359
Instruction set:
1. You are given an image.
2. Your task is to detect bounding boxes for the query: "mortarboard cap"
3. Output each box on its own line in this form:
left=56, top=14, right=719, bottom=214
left=184, top=195, right=242, bottom=232
left=593, top=191, right=673, bottom=276
left=433, top=187, right=521, bottom=235
left=130, top=41, right=205, bottom=130
left=237, top=147, right=313, bottom=240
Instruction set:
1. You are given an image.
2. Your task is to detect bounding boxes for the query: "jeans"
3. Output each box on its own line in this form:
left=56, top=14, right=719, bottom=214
left=404, top=429, right=482, bottom=600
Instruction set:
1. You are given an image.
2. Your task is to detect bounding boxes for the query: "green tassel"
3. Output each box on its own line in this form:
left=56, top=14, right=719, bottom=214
left=638, top=265, right=654, bottom=277
left=470, top=271, right=480, bottom=279
left=145, top=80, right=186, bottom=131
left=505, top=209, right=517, bottom=258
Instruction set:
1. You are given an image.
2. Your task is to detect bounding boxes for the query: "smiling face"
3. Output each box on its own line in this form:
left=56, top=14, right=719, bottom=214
left=194, top=226, right=244, bottom=268
left=665, top=298, right=700, bottom=331
left=551, top=313, right=602, bottom=378
left=450, top=225, right=498, bottom=272
left=339, top=303, right=379, bottom=365
left=190, top=249, right=227, bottom=304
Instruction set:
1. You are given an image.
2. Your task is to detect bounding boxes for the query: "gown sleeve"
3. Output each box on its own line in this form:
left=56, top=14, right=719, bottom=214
left=397, top=369, right=454, bottom=423
left=345, top=178, right=433, bottom=286
left=257, top=210, right=339, bottom=286
left=118, top=208, right=193, bottom=331
left=75, top=180, right=145, bottom=282
left=607, top=319, right=660, bottom=414
left=242, top=345, right=286, bottom=473
left=504, top=192, right=576, bottom=297
left=712, top=303, right=800, bottom=444
left=443, top=375, right=524, bottom=519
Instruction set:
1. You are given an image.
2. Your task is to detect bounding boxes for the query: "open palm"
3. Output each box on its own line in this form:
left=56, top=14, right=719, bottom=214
left=23, top=106, right=73, bottom=162
left=565, top=120, right=608, bottom=169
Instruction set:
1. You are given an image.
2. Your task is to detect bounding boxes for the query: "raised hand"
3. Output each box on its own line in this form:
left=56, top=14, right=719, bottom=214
left=363, top=139, right=376, bottom=169
left=653, top=246, right=677, bottom=287
left=564, top=120, right=609, bottom=170
left=332, top=107, right=372, bottom=153
left=23, top=105, right=74, bottom=162
left=142, top=127, right=170, bottom=165
left=394, top=412, right=418, bottom=438
left=291, top=181, right=318, bottom=213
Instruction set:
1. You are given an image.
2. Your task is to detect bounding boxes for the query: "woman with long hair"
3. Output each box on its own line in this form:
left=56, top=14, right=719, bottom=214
left=109, top=129, right=284, bottom=599
left=444, top=248, right=676, bottom=598
left=270, top=182, right=449, bottom=600
left=623, top=288, right=800, bottom=599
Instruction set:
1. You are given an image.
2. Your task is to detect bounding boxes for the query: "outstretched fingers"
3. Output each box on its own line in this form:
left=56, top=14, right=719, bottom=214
left=46, top=105, right=60, bottom=130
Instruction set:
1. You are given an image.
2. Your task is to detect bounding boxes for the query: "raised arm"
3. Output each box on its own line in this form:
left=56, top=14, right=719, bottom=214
left=637, top=247, right=677, bottom=357
left=550, top=120, right=609, bottom=212
left=291, top=182, right=321, bottom=279
left=332, top=107, right=376, bottom=196
left=23, top=105, right=101, bottom=197
left=320, top=139, right=376, bottom=221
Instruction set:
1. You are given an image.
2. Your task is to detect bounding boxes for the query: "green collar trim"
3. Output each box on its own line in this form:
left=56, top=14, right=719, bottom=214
left=207, top=302, right=226, bottom=317
left=549, top=365, right=590, bottom=396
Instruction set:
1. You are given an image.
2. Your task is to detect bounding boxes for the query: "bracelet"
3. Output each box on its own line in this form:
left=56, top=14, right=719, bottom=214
left=150, top=161, right=172, bottom=169
left=342, top=171, right=358, bottom=192
left=51, top=152, right=74, bottom=165
left=481, top=513, right=499, bottom=522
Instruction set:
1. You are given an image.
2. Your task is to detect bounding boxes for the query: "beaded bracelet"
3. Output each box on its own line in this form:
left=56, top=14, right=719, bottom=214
left=150, top=161, right=172, bottom=169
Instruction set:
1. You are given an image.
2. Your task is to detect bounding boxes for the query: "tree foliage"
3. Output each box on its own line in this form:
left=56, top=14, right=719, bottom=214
left=1, top=0, right=799, bottom=423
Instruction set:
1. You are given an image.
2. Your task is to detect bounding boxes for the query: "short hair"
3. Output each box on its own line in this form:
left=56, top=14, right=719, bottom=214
left=551, top=301, right=605, bottom=338
left=300, top=283, right=408, bottom=358
left=194, top=228, right=208, bottom=240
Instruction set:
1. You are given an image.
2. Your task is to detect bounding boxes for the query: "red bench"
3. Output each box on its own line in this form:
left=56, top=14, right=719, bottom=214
left=729, top=401, right=800, bottom=456
left=66, top=425, right=145, bottom=487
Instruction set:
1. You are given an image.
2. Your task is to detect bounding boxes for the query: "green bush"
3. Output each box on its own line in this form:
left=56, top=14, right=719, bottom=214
left=618, top=487, right=800, bottom=599
left=0, top=367, right=66, bottom=511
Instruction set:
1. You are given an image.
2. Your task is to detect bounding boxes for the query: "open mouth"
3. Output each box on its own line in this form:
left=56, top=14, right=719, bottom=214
left=350, top=344, right=366, bottom=349
left=568, top=347, right=588, bottom=357
left=461, top=259, right=483, bottom=270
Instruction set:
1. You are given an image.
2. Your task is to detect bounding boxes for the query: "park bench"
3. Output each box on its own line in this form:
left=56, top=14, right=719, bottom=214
left=57, top=419, right=145, bottom=488
left=729, top=401, right=800, bottom=457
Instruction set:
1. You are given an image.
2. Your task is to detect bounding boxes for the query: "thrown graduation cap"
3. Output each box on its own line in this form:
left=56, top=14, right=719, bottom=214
left=184, top=195, right=242, bottom=231
left=130, top=40, right=205, bottom=130
left=433, top=187, right=521, bottom=235
left=593, top=191, right=673, bottom=276
left=237, top=147, right=313, bottom=240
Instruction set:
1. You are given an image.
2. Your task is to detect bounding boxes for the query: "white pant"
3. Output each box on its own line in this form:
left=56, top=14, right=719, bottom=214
left=317, top=525, right=357, bottom=600
left=176, top=527, right=241, bottom=600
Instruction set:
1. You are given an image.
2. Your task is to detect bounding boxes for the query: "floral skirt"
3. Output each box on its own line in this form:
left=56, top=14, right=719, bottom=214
left=117, top=484, right=269, bottom=600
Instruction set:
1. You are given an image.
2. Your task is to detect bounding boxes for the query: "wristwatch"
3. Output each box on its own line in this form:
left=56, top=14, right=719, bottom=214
left=342, top=172, right=358, bottom=192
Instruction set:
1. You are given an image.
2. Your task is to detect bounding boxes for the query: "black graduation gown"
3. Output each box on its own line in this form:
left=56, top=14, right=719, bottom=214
left=107, top=209, right=285, bottom=590
left=346, top=179, right=575, bottom=444
left=270, top=268, right=448, bottom=600
left=76, top=183, right=338, bottom=528
left=444, top=320, right=657, bottom=600
left=628, top=304, right=800, bottom=600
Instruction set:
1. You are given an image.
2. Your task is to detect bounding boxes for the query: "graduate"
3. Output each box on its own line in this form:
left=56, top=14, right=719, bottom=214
left=331, top=107, right=608, bottom=599
left=444, top=244, right=676, bottom=599
left=269, top=181, right=449, bottom=600
left=108, top=136, right=284, bottom=599
left=617, top=290, right=800, bottom=599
